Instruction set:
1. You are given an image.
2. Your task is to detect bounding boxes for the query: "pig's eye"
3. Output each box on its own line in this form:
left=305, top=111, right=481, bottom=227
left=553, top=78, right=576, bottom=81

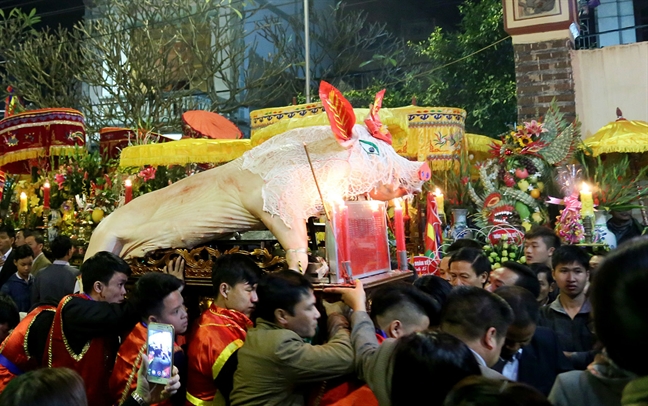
left=359, top=140, right=380, bottom=156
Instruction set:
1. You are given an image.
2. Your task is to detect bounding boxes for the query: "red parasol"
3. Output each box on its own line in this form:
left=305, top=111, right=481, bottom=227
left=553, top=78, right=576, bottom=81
left=181, top=110, right=242, bottom=139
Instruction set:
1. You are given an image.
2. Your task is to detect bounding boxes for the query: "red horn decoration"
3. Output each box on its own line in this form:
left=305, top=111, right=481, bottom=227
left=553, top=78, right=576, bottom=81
left=364, top=89, right=392, bottom=145
left=319, top=81, right=356, bottom=144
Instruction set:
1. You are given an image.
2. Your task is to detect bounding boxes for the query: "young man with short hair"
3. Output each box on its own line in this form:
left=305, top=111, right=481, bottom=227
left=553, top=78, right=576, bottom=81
left=0, top=245, right=34, bottom=312
left=440, top=286, right=513, bottom=379
left=110, top=272, right=187, bottom=405
left=448, top=248, right=491, bottom=288
left=24, top=231, right=51, bottom=276
left=46, top=251, right=138, bottom=406
left=13, top=230, right=25, bottom=248
left=538, top=245, right=595, bottom=370
left=530, top=263, right=555, bottom=306
left=524, top=226, right=560, bottom=267
left=439, top=239, right=483, bottom=282
left=185, top=254, right=263, bottom=406
left=493, top=286, right=572, bottom=396
left=0, top=226, right=16, bottom=288
left=487, top=261, right=540, bottom=298
left=31, top=235, right=78, bottom=304
left=370, top=283, right=440, bottom=339
left=230, top=270, right=354, bottom=406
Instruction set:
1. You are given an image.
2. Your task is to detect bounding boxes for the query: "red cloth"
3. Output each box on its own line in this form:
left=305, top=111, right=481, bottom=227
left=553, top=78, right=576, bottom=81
left=0, top=108, right=85, bottom=174
left=46, top=294, right=116, bottom=406
left=185, top=305, right=252, bottom=405
left=109, top=322, right=181, bottom=406
left=325, top=384, right=379, bottom=406
left=0, top=305, right=55, bottom=392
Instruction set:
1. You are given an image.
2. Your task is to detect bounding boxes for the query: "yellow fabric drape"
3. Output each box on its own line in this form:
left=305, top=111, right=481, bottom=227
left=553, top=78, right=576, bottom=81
left=119, top=139, right=251, bottom=167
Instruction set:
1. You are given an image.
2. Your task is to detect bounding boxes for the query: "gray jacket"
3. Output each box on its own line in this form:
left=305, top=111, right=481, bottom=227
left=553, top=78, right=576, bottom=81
left=32, top=263, right=79, bottom=305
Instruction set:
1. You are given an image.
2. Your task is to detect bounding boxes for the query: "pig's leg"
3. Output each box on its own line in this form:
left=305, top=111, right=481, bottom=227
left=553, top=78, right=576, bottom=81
left=261, top=214, right=309, bottom=272
left=84, top=218, right=123, bottom=260
left=238, top=173, right=309, bottom=272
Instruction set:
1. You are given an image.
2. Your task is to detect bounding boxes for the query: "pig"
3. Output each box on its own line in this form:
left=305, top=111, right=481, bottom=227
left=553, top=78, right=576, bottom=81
left=85, top=82, right=431, bottom=270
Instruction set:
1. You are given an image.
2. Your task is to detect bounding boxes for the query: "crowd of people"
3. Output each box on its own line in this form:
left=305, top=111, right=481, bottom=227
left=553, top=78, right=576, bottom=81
left=0, top=222, right=646, bottom=406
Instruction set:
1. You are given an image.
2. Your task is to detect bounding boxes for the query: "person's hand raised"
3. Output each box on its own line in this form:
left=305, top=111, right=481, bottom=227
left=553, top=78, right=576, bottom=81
left=135, top=353, right=181, bottom=404
left=324, top=280, right=367, bottom=312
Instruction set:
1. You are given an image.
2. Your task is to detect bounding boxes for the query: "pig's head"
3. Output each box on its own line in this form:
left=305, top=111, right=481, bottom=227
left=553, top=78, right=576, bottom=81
left=241, top=81, right=430, bottom=228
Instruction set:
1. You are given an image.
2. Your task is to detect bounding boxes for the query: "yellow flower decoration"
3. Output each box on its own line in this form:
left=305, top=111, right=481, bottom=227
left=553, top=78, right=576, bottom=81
left=30, top=195, right=40, bottom=208
left=516, top=135, right=533, bottom=147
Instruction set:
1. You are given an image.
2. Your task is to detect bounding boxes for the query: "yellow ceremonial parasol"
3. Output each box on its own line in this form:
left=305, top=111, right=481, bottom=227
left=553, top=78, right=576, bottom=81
left=584, top=109, right=648, bottom=156
left=119, top=138, right=251, bottom=168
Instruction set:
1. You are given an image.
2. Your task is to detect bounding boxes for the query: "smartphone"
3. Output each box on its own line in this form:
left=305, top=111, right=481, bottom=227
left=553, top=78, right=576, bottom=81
left=146, top=322, right=175, bottom=384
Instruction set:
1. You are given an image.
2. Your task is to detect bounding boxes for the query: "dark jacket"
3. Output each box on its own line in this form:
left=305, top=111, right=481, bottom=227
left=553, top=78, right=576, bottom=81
left=32, top=263, right=79, bottom=304
left=0, top=273, right=33, bottom=312
left=538, top=295, right=596, bottom=369
left=494, top=326, right=573, bottom=395
left=0, top=249, right=18, bottom=288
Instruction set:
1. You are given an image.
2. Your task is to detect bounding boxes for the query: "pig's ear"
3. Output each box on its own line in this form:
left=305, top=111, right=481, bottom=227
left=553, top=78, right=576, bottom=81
left=364, top=89, right=392, bottom=145
left=319, top=81, right=356, bottom=146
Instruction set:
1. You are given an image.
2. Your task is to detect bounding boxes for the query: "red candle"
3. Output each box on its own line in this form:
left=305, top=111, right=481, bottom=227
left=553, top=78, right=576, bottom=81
left=394, top=199, right=406, bottom=252
left=337, top=202, right=349, bottom=263
left=124, top=179, right=133, bottom=204
left=43, top=181, right=50, bottom=209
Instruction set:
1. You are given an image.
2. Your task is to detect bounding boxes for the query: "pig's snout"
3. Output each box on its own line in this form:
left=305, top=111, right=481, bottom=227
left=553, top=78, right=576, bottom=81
left=418, top=162, right=431, bottom=181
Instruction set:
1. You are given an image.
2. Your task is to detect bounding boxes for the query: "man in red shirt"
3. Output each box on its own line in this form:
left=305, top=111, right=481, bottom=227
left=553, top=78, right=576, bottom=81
left=110, top=272, right=188, bottom=405
left=46, top=251, right=138, bottom=406
left=185, top=254, right=263, bottom=406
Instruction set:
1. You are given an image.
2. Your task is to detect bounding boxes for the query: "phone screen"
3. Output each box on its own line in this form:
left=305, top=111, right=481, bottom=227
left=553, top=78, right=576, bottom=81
left=146, top=322, right=175, bottom=384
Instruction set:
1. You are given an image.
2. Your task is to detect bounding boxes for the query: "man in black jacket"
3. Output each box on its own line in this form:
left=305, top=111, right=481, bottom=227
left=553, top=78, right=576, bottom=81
left=538, top=245, right=596, bottom=369
left=0, top=225, right=17, bottom=289
left=494, top=286, right=572, bottom=395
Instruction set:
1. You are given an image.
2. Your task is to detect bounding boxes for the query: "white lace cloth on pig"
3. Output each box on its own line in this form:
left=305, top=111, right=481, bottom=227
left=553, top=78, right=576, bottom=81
left=241, top=125, right=423, bottom=228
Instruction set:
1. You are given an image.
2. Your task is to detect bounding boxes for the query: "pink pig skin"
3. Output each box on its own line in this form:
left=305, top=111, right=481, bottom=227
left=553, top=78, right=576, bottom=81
left=85, top=126, right=428, bottom=271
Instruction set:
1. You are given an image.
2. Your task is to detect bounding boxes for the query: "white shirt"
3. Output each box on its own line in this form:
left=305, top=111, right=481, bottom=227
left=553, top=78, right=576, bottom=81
left=470, top=349, right=487, bottom=367
left=501, top=349, right=523, bottom=381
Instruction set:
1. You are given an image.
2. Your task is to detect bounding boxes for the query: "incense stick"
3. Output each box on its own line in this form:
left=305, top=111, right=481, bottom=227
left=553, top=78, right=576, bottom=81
left=303, top=143, right=331, bottom=222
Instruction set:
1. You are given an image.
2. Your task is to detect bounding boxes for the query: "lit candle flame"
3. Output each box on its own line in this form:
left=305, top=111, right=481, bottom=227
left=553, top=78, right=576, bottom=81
left=435, top=187, right=442, bottom=195
left=581, top=182, right=590, bottom=193
left=125, top=178, right=132, bottom=187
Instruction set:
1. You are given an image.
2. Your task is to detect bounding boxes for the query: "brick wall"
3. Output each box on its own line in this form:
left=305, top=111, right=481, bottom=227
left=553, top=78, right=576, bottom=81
left=514, top=39, right=576, bottom=123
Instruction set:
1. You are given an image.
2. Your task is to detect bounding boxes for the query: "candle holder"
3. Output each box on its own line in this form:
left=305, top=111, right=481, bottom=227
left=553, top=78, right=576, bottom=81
left=42, top=208, right=50, bottom=243
left=397, top=250, right=408, bottom=271
left=583, top=215, right=594, bottom=243
left=341, top=261, right=353, bottom=281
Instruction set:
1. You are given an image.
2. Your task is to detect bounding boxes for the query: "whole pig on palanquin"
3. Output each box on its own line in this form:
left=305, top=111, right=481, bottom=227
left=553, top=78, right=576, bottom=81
left=85, top=82, right=431, bottom=270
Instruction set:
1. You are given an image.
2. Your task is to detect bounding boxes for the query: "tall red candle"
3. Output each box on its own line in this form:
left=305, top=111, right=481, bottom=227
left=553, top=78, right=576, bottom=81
left=124, top=179, right=133, bottom=204
left=394, top=199, right=406, bottom=252
left=43, top=181, right=50, bottom=209
left=337, top=202, right=349, bottom=263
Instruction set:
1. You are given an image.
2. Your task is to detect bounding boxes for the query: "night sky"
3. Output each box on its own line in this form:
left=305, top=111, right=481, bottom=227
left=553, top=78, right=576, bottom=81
left=1, top=0, right=463, bottom=37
